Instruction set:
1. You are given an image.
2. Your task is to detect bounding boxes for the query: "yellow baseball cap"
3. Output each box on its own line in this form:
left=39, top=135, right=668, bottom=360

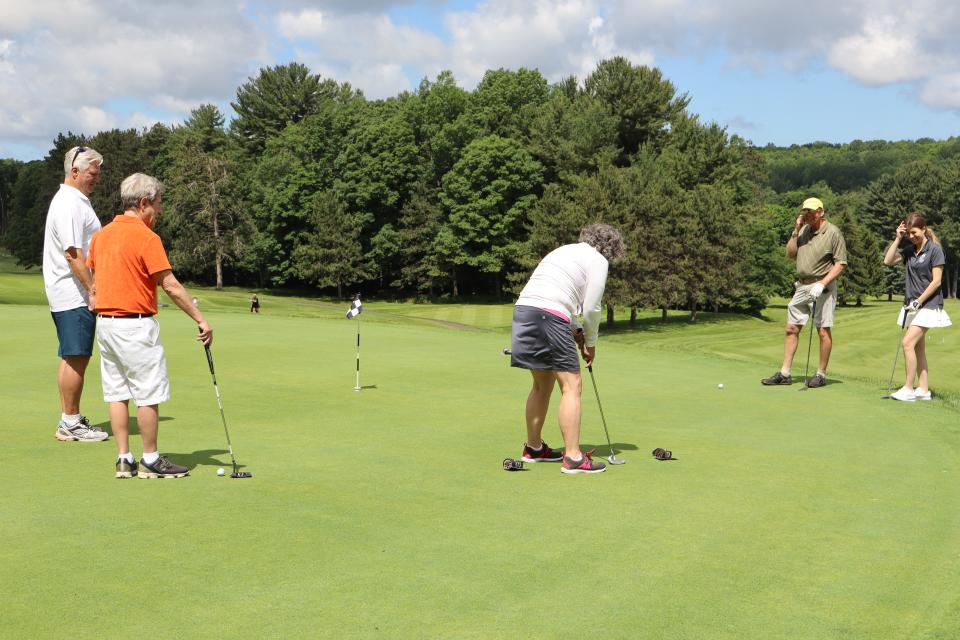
left=801, top=197, right=824, bottom=211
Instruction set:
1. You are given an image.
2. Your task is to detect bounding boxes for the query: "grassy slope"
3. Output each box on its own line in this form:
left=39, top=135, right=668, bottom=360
left=2, top=259, right=960, bottom=639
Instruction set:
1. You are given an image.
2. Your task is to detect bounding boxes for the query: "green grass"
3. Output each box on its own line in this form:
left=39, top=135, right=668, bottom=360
left=3, top=257, right=960, bottom=639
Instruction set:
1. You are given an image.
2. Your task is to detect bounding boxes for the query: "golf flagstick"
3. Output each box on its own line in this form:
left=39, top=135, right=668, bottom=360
left=355, top=313, right=361, bottom=391
left=346, top=295, right=363, bottom=390
left=881, top=308, right=910, bottom=399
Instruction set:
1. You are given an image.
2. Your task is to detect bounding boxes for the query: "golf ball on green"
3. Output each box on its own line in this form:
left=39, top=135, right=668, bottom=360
left=718, top=383, right=724, bottom=389
left=217, top=468, right=225, bottom=476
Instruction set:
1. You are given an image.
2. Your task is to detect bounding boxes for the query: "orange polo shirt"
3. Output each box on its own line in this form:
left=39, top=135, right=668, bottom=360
left=86, top=215, right=172, bottom=315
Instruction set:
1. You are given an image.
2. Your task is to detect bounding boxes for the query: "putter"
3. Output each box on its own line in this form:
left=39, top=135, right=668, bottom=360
left=203, top=342, right=252, bottom=478
left=798, top=299, right=816, bottom=391
left=881, top=307, right=910, bottom=399
left=586, top=364, right=625, bottom=465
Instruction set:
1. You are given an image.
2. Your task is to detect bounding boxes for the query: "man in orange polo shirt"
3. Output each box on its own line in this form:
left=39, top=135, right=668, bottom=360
left=87, top=173, right=213, bottom=479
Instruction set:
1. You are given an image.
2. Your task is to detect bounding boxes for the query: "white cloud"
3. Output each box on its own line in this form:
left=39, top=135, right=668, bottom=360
left=827, top=15, right=927, bottom=85
left=445, top=0, right=652, bottom=86
left=920, top=73, right=960, bottom=109
left=77, top=106, right=116, bottom=132
left=277, top=9, right=325, bottom=39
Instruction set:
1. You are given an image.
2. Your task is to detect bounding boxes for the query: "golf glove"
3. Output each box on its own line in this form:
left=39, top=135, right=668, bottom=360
left=908, top=299, right=922, bottom=312
left=808, top=282, right=825, bottom=300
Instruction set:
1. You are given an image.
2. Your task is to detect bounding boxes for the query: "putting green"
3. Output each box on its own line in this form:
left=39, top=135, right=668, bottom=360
left=2, top=263, right=959, bottom=638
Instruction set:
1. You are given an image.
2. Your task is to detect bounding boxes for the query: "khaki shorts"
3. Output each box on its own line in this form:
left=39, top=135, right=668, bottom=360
left=786, top=280, right=837, bottom=328
left=97, top=316, right=171, bottom=406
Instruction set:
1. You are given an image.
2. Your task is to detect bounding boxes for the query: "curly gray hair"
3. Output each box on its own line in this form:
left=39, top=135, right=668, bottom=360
left=579, top=223, right=625, bottom=261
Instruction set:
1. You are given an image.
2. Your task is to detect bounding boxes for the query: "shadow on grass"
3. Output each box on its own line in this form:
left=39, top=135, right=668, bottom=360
left=600, top=311, right=773, bottom=336
left=93, top=415, right=174, bottom=436
left=582, top=442, right=638, bottom=458
left=163, top=449, right=237, bottom=470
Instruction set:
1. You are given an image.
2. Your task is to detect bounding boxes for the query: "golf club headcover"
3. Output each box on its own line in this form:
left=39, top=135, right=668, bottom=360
left=502, top=458, right=524, bottom=471
left=652, top=448, right=673, bottom=461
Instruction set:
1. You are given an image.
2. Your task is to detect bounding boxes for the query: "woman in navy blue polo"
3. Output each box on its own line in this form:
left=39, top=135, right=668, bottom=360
left=882, top=212, right=952, bottom=401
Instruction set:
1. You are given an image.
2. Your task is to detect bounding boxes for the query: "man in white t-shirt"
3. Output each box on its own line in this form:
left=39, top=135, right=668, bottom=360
left=42, top=145, right=109, bottom=442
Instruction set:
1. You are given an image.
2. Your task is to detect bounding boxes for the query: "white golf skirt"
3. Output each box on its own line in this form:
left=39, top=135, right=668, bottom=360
left=897, top=306, right=953, bottom=329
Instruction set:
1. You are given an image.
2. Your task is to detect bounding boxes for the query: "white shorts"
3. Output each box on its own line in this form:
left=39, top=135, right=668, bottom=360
left=97, top=316, right=171, bottom=406
left=897, top=307, right=953, bottom=329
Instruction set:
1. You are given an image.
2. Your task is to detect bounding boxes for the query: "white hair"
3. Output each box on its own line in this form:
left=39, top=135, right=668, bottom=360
left=63, top=146, right=104, bottom=177
left=120, top=173, right=164, bottom=210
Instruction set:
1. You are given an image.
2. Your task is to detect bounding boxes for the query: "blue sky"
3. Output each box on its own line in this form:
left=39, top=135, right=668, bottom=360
left=1, top=1, right=959, bottom=161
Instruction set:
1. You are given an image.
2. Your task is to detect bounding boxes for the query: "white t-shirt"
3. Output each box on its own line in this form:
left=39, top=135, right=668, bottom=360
left=516, top=242, right=609, bottom=347
left=42, top=184, right=102, bottom=312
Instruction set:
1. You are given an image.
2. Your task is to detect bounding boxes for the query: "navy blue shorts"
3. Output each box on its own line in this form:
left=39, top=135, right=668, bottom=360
left=51, top=307, right=96, bottom=358
left=510, top=305, right=580, bottom=372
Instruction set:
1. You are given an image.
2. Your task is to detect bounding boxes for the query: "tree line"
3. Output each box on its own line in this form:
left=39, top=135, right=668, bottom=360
left=2, top=58, right=958, bottom=320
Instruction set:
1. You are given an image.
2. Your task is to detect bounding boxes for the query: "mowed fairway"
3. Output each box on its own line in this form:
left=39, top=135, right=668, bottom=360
left=3, top=260, right=960, bottom=639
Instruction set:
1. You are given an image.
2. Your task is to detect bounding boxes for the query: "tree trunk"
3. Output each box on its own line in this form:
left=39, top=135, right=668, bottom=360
left=661, top=306, right=667, bottom=321
left=452, top=269, right=458, bottom=297
left=606, top=303, right=614, bottom=328
left=630, top=305, right=637, bottom=324
left=212, top=208, right=223, bottom=290
left=337, top=281, right=342, bottom=299
left=952, top=265, right=958, bottom=298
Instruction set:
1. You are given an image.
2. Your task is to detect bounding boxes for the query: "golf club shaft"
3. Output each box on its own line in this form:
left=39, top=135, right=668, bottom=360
left=204, top=345, right=239, bottom=471
left=587, top=365, right=617, bottom=457
left=885, top=310, right=909, bottom=394
left=802, top=300, right=816, bottom=386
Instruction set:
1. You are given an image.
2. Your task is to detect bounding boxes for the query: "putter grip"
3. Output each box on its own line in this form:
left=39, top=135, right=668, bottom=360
left=198, top=326, right=215, bottom=374
left=204, top=347, right=215, bottom=375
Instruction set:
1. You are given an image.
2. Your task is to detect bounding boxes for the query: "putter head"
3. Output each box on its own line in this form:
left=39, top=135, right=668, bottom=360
left=231, top=471, right=252, bottom=478
left=607, top=455, right=626, bottom=465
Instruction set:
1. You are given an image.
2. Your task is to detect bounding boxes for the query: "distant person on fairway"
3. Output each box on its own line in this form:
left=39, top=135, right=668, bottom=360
left=510, top=223, right=625, bottom=474
left=250, top=294, right=260, bottom=313
left=42, top=145, right=109, bottom=442
left=87, top=173, right=213, bottom=479
left=762, top=197, right=848, bottom=388
left=882, top=212, right=951, bottom=401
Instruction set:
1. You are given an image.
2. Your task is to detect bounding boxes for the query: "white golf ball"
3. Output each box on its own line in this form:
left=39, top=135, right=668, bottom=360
left=217, top=467, right=225, bottom=476
left=718, top=383, right=724, bottom=389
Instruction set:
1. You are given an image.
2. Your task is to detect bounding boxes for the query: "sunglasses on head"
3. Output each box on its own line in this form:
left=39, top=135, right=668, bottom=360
left=71, top=146, right=88, bottom=168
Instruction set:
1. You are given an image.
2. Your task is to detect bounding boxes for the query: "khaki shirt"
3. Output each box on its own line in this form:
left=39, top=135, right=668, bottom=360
left=795, top=220, right=848, bottom=278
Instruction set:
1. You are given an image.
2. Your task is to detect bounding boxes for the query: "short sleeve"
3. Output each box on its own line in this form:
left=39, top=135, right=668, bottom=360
left=831, top=228, right=849, bottom=264
left=931, top=243, right=946, bottom=267
left=142, top=233, right=172, bottom=276
left=86, top=232, right=98, bottom=268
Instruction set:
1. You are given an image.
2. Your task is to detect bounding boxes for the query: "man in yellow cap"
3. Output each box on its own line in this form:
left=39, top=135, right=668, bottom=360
left=762, top=197, right=848, bottom=388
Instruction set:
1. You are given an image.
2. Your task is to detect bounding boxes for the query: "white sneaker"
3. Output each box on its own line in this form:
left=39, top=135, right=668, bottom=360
left=55, top=416, right=109, bottom=441
left=913, top=388, right=932, bottom=401
left=890, top=386, right=916, bottom=402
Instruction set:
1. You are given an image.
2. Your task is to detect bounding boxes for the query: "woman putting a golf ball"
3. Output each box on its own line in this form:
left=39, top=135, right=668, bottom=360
left=509, top=223, right=626, bottom=474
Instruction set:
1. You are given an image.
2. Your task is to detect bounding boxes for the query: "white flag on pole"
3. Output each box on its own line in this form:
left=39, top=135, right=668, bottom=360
left=345, top=297, right=362, bottom=319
